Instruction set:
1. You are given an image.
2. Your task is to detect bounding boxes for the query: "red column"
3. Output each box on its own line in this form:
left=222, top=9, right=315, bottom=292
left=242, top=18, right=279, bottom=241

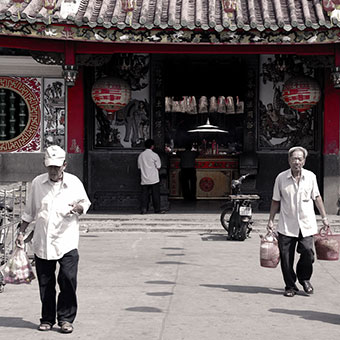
left=324, top=49, right=340, bottom=155
left=67, top=67, right=84, bottom=153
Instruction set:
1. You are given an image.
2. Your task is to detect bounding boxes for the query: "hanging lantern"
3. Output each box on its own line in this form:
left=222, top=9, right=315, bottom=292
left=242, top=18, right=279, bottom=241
left=221, top=0, right=237, bottom=15
left=282, top=76, right=321, bottom=112
left=91, top=77, right=131, bottom=118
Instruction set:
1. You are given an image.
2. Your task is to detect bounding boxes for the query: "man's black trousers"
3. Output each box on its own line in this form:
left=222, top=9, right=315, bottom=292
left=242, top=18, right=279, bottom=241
left=35, top=249, right=79, bottom=326
left=140, top=182, right=161, bottom=213
left=278, top=232, right=314, bottom=290
left=180, top=168, right=197, bottom=200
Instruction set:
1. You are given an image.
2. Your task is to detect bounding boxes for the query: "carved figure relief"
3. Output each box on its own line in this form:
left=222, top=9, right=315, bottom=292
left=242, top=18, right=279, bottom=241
left=95, top=99, right=150, bottom=148
left=258, top=56, right=316, bottom=150
left=43, top=79, right=66, bottom=148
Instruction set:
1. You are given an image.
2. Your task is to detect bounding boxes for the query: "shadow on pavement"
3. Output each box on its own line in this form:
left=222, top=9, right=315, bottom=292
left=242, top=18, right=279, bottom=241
left=269, top=308, right=340, bottom=325
left=200, top=284, right=283, bottom=295
left=0, top=317, right=37, bottom=329
left=201, top=233, right=227, bottom=241
left=125, top=306, right=163, bottom=313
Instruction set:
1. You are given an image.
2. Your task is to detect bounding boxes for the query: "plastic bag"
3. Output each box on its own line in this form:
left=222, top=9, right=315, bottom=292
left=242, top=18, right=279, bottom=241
left=0, top=245, right=35, bottom=284
left=314, top=226, right=340, bottom=261
left=260, top=231, right=280, bottom=268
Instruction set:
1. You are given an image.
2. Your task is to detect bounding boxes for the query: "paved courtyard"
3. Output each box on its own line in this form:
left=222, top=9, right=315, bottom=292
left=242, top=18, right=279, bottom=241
left=1, top=231, right=340, bottom=340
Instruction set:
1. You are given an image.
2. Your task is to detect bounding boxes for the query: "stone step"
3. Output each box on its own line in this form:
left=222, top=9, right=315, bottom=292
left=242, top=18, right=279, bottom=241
left=79, top=214, right=340, bottom=233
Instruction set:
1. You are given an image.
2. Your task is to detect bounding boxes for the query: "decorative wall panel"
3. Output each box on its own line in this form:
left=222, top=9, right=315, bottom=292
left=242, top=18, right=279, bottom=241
left=43, top=78, right=66, bottom=149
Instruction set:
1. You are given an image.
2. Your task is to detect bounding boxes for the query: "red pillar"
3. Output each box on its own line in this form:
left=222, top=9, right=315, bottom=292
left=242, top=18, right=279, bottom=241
left=67, top=68, right=84, bottom=153
left=324, top=60, right=340, bottom=155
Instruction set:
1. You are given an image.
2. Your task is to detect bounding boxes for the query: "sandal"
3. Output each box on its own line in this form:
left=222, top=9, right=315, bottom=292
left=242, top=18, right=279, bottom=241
left=38, top=323, right=52, bottom=331
left=59, top=321, right=73, bottom=334
left=284, top=289, right=296, bottom=297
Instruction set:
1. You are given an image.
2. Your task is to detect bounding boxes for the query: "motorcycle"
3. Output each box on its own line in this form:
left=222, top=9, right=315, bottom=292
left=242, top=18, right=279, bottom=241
left=220, top=174, right=260, bottom=241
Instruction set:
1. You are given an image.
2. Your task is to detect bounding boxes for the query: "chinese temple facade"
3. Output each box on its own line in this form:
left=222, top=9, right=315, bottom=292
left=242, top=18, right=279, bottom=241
left=1, top=0, right=340, bottom=213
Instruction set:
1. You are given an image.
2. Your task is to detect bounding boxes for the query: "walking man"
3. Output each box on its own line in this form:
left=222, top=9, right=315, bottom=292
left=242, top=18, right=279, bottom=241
left=137, top=139, right=164, bottom=214
left=267, top=146, right=329, bottom=297
left=17, top=145, right=91, bottom=333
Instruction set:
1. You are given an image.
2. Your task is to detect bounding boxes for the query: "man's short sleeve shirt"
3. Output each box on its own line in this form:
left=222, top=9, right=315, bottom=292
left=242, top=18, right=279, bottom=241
left=137, top=149, right=161, bottom=185
left=22, top=172, right=91, bottom=260
left=272, top=168, right=320, bottom=237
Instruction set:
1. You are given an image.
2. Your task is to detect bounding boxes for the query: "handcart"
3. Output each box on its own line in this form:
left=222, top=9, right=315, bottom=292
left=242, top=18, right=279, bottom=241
left=0, top=182, right=27, bottom=293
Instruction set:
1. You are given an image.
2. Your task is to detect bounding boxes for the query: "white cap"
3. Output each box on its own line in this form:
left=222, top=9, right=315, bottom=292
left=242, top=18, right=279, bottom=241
left=288, top=146, right=308, bottom=158
left=44, top=145, right=66, bottom=167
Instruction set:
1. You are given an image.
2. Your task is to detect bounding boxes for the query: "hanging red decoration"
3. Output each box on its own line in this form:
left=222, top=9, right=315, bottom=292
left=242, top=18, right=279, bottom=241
left=91, top=77, right=131, bottom=116
left=282, top=76, right=321, bottom=112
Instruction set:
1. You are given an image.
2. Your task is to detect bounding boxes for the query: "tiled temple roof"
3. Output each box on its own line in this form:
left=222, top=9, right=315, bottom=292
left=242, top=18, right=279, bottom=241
left=0, top=0, right=336, bottom=33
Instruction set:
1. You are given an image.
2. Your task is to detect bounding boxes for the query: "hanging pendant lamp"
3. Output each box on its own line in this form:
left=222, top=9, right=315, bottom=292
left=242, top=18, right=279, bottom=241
left=188, top=118, right=228, bottom=134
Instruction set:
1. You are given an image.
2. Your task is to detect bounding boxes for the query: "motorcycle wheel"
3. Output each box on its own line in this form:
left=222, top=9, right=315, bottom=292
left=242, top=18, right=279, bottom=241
left=237, top=222, right=248, bottom=241
left=220, top=207, right=229, bottom=232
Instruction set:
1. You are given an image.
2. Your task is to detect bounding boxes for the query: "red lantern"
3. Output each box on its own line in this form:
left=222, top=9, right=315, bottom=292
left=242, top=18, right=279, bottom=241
left=282, top=76, right=321, bottom=112
left=91, top=77, right=131, bottom=115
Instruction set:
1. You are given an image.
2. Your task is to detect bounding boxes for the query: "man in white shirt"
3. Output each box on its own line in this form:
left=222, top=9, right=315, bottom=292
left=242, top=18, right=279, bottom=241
left=17, top=145, right=91, bottom=333
left=267, top=146, right=329, bottom=297
left=137, top=139, right=164, bottom=214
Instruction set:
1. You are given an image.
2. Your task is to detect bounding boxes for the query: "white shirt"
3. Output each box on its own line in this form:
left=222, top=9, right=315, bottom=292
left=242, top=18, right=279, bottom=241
left=22, top=172, right=91, bottom=260
left=137, top=149, right=161, bottom=185
left=272, top=168, right=320, bottom=237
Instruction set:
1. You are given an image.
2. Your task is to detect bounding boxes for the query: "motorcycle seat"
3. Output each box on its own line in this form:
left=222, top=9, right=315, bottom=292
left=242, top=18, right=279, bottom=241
left=228, top=194, right=260, bottom=200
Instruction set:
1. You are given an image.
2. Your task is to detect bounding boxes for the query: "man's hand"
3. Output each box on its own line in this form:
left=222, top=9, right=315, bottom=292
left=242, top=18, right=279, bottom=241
left=69, top=203, right=83, bottom=216
left=15, top=231, right=25, bottom=248
left=322, top=217, right=330, bottom=227
left=15, top=221, right=28, bottom=247
left=267, top=220, right=275, bottom=233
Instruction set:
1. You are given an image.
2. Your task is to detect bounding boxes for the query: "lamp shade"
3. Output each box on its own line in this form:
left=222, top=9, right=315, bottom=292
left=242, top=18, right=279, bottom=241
left=282, top=76, right=321, bottom=112
left=91, top=77, right=131, bottom=113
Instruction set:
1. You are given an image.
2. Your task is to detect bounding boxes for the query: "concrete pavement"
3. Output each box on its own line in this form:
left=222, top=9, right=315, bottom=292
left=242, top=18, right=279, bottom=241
left=1, top=229, right=340, bottom=340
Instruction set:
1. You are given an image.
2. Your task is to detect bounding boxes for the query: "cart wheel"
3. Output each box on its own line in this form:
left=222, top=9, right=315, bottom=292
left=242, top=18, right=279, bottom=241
left=220, top=207, right=229, bottom=232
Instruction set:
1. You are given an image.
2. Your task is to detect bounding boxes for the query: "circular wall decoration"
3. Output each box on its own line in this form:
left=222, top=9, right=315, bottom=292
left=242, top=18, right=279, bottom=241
left=199, top=177, right=214, bottom=192
left=0, top=77, right=41, bottom=152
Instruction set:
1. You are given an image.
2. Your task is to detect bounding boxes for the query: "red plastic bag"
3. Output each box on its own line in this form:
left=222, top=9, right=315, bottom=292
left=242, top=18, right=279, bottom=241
left=314, top=226, right=340, bottom=261
left=0, top=245, right=35, bottom=284
left=260, top=231, right=280, bottom=268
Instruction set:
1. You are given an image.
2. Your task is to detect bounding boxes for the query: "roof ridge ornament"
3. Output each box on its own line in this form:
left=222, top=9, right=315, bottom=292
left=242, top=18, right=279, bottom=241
left=12, top=0, right=27, bottom=20
left=44, top=0, right=57, bottom=24
left=121, top=0, right=135, bottom=25
left=221, top=0, right=237, bottom=17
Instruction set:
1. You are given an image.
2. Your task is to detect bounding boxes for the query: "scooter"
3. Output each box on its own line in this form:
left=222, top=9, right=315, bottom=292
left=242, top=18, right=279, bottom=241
left=220, top=174, right=260, bottom=241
